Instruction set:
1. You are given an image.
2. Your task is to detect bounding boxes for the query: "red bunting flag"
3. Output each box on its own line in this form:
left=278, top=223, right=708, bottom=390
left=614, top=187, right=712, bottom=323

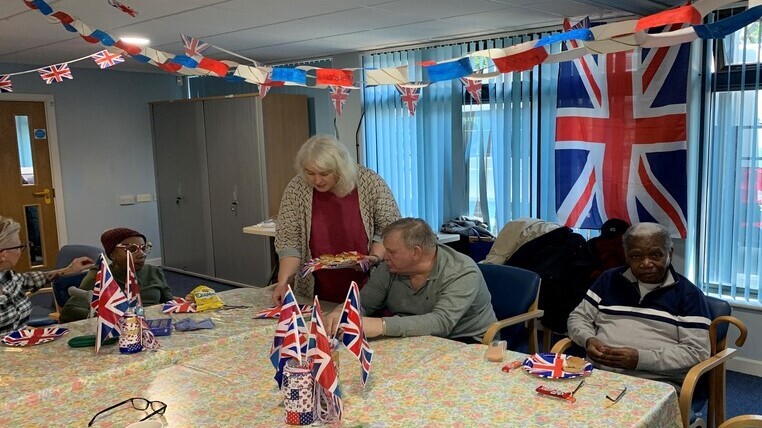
left=493, top=47, right=549, bottom=74
left=197, top=57, right=229, bottom=77
left=316, top=68, right=354, bottom=87
left=329, top=86, right=351, bottom=116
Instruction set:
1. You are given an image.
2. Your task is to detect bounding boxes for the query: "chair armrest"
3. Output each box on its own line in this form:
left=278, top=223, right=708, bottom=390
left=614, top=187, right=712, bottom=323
left=679, top=348, right=738, bottom=428
left=719, top=414, right=762, bottom=428
left=482, top=309, right=544, bottom=345
left=712, top=315, right=748, bottom=351
left=551, top=337, right=573, bottom=354
left=25, top=287, right=53, bottom=298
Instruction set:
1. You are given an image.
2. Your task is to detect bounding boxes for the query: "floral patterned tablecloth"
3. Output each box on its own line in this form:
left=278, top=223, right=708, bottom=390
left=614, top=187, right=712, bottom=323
left=0, top=287, right=681, bottom=427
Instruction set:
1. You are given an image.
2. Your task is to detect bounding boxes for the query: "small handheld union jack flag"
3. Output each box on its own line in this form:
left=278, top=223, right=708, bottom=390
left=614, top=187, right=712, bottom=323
left=89, top=254, right=107, bottom=318
left=308, top=297, right=343, bottom=422
left=2, top=327, right=69, bottom=347
left=270, top=285, right=308, bottom=387
left=161, top=298, right=197, bottom=313
left=337, top=281, right=374, bottom=387
left=95, top=262, right=128, bottom=353
left=125, top=250, right=142, bottom=314
left=395, top=85, right=421, bottom=116
left=253, top=304, right=312, bottom=319
left=37, top=63, right=73, bottom=84
left=0, top=75, right=12, bottom=93
left=328, top=85, right=351, bottom=116
left=90, top=50, right=124, bottom=69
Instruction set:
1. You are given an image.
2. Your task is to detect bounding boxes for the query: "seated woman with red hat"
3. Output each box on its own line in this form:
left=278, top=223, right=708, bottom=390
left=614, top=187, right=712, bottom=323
left=59, top=227, right=174, bottom=323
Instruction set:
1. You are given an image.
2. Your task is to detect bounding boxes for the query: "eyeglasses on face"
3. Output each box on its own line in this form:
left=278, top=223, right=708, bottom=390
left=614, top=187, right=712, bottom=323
left=87, top=397, right=166, bottom=426
left=116, top=242, right=153, bottom=255
left=0, top=242, right=27, bottom=252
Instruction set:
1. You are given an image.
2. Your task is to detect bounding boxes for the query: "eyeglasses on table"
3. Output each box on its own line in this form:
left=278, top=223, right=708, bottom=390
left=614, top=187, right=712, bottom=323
left=87, top=397, right=166, bottom=426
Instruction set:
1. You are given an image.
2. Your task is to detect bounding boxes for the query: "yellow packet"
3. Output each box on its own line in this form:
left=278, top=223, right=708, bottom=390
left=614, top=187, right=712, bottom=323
left=186, top=285, right=224, bottom=312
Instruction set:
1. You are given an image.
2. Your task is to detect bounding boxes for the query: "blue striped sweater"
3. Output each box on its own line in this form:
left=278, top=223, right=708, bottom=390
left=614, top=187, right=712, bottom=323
left=567, top=265, right=711, bottom=389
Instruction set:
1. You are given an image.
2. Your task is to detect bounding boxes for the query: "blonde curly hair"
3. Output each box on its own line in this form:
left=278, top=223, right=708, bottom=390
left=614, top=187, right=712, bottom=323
left=294, top=135, right=358, bottom=197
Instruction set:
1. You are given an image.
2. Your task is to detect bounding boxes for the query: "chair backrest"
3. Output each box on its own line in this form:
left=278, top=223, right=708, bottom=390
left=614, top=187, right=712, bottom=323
left=478, top=264, right=541, bottom=326
left=706, top=295, right=732, bottom=346
left=52, top=244, right=102, bottom=309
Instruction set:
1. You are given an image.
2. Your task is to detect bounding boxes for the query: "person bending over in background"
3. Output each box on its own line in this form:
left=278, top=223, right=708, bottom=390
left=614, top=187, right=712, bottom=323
left=273, top=135, right=400, bottom=304
left=60, top=227, right=173, bottom=322
left=0, top=216, right=93, bottom=334
left=326, top=218, right=496, bottom=344
left=567, top=222, right=710, bottom=391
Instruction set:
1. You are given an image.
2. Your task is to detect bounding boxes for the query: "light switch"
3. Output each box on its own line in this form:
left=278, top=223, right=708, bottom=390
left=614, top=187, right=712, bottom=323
left=119, top=195, right=136, bottom=205
left=136, top=193, right=153, bottom=202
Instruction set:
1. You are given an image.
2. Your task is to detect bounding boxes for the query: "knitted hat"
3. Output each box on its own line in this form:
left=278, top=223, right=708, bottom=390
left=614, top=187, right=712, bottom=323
left=101, top=227, right=146, bottom=256
left=600, top=218, right=630, bottom=238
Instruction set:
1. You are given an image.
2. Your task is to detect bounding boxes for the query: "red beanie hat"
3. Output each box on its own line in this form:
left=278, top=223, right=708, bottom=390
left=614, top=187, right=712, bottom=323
left=101, top=227, right=147, bottom=257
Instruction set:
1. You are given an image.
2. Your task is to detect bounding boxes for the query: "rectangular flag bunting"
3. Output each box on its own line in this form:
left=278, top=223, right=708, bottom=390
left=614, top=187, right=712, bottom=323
left=37, top=63, right=73, bottom=84
left=90, top=50, right=124, bottom=69
left=554, top=18, right=690, bottom=237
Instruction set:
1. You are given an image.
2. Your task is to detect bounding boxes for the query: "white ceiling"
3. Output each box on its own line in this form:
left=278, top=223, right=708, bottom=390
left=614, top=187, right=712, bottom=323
left=0, top=0, right=684, bottom=72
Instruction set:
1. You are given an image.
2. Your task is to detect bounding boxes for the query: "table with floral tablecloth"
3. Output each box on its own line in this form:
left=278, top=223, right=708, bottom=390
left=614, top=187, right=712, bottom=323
left=4, top=333, right=681, bottom=426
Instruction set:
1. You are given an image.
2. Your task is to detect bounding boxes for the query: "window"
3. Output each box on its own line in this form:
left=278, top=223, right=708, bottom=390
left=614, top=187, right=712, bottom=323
left=701, top=8, right=762, bottom=304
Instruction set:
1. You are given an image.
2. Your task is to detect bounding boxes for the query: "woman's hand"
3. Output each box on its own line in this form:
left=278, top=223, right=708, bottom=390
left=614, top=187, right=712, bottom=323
left=68, top=256, right=95, bottom=274
left=272, top=282, right=289, bottom=305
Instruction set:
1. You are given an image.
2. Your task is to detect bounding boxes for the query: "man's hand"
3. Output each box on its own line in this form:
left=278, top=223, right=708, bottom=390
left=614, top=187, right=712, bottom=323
left=586, top=337, right=638, bottom=370
left=594, top=346, right=639, bottom=370
left=363, top=317, right=384, bottom=338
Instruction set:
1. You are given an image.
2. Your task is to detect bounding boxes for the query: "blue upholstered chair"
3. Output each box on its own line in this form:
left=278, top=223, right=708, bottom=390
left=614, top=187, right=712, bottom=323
left=478, top=264, right=543, bottom=354
left=551, top=295, right=748, bottom=428
left=27, top=244, right=102, bottom=326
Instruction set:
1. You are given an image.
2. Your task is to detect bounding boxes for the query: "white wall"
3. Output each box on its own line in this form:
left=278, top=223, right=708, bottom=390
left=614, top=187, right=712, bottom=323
left=0, top=63, right=183, bottom=255
left=332, top=53, right=365, bottom=163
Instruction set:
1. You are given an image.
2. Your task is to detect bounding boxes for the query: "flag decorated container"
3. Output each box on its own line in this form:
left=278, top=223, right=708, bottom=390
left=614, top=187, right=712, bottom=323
left=282, top=360, right=315, bottom=425
left=118, top=315, right=143, bottom=354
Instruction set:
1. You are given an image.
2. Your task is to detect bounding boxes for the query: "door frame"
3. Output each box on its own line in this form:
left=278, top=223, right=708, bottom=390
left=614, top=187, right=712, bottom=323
left=0, top=92, right=68, bottom=246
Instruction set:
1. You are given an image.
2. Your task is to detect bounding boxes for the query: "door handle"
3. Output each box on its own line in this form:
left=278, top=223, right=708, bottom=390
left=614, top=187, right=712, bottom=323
left=32, top=188, right=52, bottom=205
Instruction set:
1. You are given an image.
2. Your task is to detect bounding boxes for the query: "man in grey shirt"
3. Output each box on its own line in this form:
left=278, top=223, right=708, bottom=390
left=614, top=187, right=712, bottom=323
left=327, top=218, right=496, bottom=343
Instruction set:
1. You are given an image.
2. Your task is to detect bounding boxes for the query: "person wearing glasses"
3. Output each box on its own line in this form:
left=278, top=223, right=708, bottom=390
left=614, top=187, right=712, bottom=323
left=60, top=227, right=174, bottom=323
left=0, top=216, right=94, bottom=335
left=273, top=135, right=400, bottom=304
left=566, top=222, right=711, bottom=391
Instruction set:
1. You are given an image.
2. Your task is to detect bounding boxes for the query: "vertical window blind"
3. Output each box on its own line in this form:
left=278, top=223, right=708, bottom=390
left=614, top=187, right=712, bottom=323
left=701, top=10, right=762, bottom=305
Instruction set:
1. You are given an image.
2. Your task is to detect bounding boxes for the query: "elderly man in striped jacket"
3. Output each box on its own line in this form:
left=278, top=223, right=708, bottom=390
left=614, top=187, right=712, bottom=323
left=567, top=222, right=711, bottom=391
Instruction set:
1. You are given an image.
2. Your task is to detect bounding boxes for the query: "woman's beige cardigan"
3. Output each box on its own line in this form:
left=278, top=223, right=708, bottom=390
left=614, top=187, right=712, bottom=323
left=275, top=166, right=401, bottom=297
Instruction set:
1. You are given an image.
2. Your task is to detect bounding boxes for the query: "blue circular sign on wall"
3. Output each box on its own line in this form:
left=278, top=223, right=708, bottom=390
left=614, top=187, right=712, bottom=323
left=34, top=129, right=47, bottom=139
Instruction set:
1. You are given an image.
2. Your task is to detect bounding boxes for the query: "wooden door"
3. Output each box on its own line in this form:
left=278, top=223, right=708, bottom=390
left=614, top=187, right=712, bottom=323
left=0, top=101, right=59, bottom=271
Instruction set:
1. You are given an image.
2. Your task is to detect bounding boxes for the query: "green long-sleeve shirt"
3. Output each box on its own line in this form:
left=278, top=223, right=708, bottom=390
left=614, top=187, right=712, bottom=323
left=360, top=244, right=496, bottom=342
left=59, top=264, right=173, bottom=323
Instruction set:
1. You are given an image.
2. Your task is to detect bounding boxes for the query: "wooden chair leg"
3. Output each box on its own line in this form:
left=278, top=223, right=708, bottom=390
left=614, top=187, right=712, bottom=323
left=542, top=327, right=551, bottom=353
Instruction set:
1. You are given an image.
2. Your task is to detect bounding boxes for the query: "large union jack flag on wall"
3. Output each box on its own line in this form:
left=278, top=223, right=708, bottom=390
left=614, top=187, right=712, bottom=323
left=554, top=19, right=690, bottom=237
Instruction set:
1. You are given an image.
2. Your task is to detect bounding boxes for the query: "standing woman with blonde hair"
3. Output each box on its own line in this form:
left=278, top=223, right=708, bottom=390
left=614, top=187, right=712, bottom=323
left=0, top=216, right=94, bottom=335
left=273, top=135, right=401, bottom=304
